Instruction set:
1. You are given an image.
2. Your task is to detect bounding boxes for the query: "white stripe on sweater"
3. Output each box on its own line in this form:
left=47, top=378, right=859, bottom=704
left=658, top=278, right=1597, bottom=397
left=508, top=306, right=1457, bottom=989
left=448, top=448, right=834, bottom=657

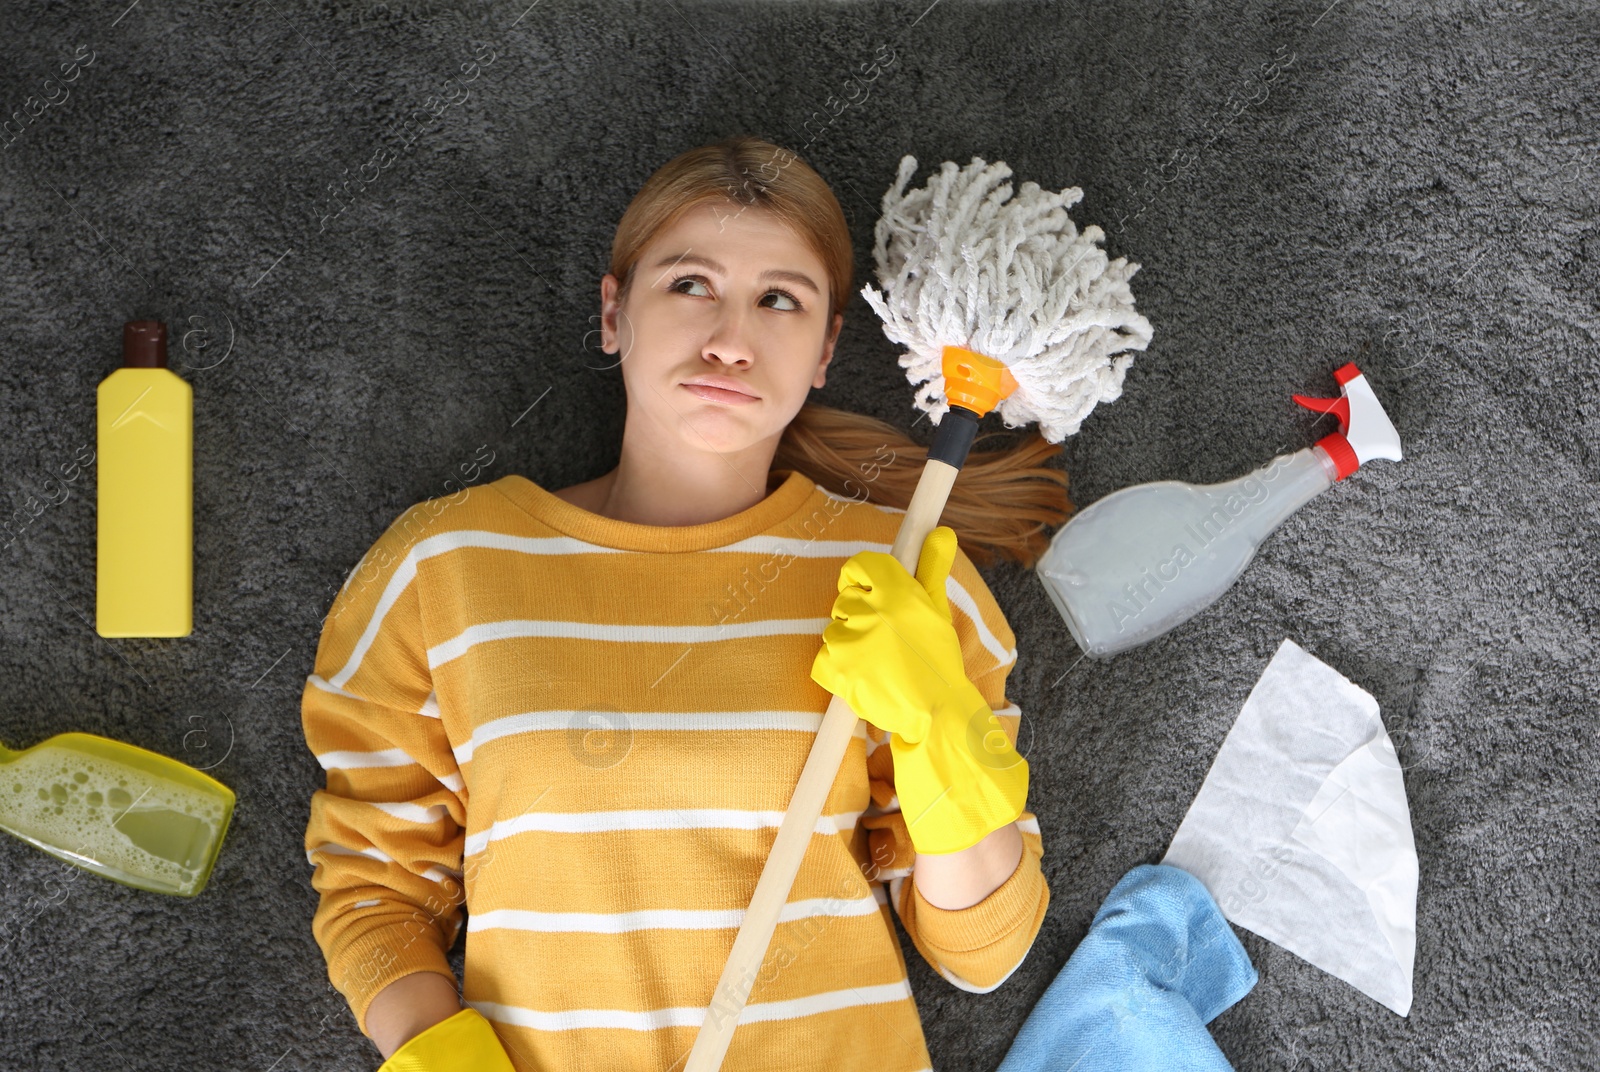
left=469, top=979, right=912, bottom=1032
left=815, top=487, right=907, bottom=514
left=938, top=929, right=1038, bottom=994
left=305, top=675, right=441, bottom=720
left=368, top=801, right=452, bottom=823
left=463, top=808, right=864, bottom=857
left=944, top=576, right=1016, bottom=668
left=307, top=842, right=391, bottom=865
left=453, top=709, right=866, bottom=765
left=717, top=535, right=890, bottom=558
left=468, top=886, right=886, bottom=935
left=428, top=617, right=833, bottom=670
left=306, top=674, right=363, bottom=700
left=304, top=843, right=462, bottom=885
left=314, top=746, right=410, bottom=769
left=313, top=747, right=464, bottom=793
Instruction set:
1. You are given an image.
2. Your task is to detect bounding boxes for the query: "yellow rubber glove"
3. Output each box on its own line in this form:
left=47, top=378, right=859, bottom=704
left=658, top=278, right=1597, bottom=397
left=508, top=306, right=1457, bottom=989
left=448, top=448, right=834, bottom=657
left=377, top=1007, right=518, bottom=1072
left=811, top=526, right=1028, bottom=855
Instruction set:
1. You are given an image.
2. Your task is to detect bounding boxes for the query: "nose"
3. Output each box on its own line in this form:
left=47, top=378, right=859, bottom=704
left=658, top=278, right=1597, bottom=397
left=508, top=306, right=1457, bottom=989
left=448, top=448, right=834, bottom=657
left=703, top=348, right=752, bottom=369
left=702, top=320, right=755, bottom=369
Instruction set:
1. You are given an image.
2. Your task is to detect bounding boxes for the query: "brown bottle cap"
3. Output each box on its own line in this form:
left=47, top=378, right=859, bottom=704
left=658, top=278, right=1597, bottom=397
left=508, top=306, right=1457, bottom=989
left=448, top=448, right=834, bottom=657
left=123, top=320, right=167, bottom=369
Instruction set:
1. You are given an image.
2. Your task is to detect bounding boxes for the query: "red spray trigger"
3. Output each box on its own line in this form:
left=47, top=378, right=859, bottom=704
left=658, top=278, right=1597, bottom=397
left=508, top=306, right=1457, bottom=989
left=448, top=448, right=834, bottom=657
left=1291, top=391, right=1351, bottom=429
left=1291, top=361, right=1361, bottom=431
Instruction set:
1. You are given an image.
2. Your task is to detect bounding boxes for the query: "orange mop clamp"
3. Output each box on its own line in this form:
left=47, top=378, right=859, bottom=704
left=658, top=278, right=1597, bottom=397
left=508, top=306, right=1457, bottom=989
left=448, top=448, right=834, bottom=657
left=928, top=347, right=1019, bottom=458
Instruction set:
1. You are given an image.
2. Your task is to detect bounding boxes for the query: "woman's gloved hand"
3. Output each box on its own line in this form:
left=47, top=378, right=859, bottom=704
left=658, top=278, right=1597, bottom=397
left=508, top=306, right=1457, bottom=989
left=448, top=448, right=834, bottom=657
left=811, top=526, right=1028, bottom=855
left=377, top=1007, right=518, bottom=1072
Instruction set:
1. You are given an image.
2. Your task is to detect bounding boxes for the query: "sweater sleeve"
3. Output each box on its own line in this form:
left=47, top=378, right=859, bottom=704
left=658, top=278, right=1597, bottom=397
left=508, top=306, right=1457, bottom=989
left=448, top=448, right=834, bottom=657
left=859, top=546, right=1050, bottom=994
left=300, top=511, right=469, bottom=1037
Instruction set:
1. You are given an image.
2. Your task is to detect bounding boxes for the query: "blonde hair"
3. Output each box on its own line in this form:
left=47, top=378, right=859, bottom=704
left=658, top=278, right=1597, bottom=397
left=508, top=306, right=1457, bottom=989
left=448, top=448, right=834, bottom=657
left=609, top=135, right=1073, bottom=568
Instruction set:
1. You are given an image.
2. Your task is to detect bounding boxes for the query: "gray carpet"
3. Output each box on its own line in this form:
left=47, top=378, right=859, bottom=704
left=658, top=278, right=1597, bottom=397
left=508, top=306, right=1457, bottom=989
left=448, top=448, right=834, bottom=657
left=1, top=0, right=1596, bottom=1068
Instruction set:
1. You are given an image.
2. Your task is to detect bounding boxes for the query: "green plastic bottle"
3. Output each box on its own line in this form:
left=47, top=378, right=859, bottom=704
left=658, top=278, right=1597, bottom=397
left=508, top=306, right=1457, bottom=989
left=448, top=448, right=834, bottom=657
left=0, top=732, right=234, bottom=897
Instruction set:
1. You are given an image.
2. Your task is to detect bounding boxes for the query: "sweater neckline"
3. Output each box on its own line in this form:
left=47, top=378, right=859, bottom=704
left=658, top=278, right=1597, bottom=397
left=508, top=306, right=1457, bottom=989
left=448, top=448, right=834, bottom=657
left=492, top=469, right=818, bottom=553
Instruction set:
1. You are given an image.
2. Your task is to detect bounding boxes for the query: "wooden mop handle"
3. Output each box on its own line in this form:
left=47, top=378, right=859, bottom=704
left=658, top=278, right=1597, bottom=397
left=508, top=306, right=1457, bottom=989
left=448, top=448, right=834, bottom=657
left=685, top=346, right=1015, bottom=1072
left=682, top=459, right=961, bottom=1072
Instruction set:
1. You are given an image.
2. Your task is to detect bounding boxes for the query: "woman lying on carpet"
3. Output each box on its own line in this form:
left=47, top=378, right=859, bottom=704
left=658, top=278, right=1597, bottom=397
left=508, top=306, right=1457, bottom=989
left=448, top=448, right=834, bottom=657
left=299, top=134, right=1070, bottom=1071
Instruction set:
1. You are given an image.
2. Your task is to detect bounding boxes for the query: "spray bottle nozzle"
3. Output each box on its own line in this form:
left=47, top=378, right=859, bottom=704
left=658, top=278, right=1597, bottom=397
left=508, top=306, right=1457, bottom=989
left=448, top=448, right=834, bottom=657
left=1288, top=361, right=1402, bottom=482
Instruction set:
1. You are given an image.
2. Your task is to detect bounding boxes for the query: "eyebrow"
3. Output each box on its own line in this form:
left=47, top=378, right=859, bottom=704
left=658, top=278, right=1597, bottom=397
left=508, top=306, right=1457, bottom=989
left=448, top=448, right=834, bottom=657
left=651, top=252, right=821, bottom=297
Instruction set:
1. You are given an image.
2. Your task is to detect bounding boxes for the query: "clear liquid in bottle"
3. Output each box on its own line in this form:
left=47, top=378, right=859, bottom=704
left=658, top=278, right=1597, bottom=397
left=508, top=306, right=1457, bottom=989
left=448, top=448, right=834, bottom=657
left=1037, top=446, right=1339, bottom=658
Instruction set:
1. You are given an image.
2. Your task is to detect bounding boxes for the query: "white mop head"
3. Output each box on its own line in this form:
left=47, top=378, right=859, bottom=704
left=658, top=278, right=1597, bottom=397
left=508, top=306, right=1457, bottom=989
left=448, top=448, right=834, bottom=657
left=861, top=154, right=1155, bottom=443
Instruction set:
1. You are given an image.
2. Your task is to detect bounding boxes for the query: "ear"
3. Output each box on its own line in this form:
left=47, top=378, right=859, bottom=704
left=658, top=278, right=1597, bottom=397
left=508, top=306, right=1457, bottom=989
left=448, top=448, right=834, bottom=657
left=812, top=311, right=844, bottom=389
left=599, top=273, right=622, bottom=353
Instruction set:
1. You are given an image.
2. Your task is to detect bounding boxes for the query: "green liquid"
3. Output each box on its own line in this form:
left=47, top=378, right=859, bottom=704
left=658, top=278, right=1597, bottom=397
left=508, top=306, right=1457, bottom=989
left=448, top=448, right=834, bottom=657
left=112, top=805, right=215, bottom=872
left=0, top=734, right=234, bottom=897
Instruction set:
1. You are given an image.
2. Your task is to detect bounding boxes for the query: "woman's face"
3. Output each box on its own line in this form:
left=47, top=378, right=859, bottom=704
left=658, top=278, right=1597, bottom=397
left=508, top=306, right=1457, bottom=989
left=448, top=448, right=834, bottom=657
left=599, top=202, right=844, bottom=457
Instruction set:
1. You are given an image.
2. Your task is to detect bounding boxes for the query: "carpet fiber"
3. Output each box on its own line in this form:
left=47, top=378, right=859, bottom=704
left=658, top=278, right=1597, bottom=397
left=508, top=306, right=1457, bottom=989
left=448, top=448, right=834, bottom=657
left=1, top=1, right=1595, bottom=1068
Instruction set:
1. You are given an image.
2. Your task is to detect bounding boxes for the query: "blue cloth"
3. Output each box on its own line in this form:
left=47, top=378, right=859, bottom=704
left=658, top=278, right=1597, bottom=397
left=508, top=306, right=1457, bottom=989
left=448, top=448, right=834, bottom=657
left=996, top=864, right=1257, bottom=1072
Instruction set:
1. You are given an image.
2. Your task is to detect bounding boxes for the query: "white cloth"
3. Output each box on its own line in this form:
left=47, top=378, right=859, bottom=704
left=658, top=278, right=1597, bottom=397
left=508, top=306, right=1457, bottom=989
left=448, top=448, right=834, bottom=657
left=1162, top=637, right=1418, bottom=1015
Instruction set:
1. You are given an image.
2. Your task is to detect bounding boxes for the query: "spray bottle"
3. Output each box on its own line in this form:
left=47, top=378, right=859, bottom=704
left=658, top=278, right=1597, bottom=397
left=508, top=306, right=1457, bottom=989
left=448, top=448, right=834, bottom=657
left=97, top=320, right=192, bottom=637
left=1036, top=362, right=1402, bottom=659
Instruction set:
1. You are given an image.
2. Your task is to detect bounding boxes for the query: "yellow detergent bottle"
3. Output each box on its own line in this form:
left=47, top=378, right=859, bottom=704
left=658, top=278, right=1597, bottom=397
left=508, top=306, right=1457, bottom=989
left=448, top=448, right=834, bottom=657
left=0, top=731, right=235, bottom=896
left=97, top=320, right=192, bottom=637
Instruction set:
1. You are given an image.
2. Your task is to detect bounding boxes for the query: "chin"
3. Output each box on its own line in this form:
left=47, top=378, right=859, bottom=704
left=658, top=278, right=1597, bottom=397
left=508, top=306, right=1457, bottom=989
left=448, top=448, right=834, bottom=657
left=676, top=410, right=775, bottom=455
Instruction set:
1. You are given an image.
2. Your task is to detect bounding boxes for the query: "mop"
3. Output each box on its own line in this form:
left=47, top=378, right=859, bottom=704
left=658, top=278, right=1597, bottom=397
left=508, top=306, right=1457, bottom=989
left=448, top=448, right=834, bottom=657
left=683, top=154, right=1154, bottom=1071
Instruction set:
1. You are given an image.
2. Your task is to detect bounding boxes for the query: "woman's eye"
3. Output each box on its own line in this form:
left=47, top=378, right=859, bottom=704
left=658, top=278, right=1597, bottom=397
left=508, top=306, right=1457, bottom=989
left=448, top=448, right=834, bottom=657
left=671, top=276, right=711, bottom=298
left=668, top=276, right=803, bottom=312
left=764, top=289, right=803, bottom=312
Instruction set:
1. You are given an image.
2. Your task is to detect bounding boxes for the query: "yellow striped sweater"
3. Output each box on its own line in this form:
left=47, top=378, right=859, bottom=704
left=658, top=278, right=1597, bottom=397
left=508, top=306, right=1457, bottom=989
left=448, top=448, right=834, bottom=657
left=301, top=468, right=1049, bottom=1072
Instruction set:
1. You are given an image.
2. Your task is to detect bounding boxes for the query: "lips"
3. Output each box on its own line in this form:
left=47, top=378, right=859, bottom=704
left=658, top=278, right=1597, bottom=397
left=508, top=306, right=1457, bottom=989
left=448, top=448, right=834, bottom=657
left=681, top=382, right=761, bottom=408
